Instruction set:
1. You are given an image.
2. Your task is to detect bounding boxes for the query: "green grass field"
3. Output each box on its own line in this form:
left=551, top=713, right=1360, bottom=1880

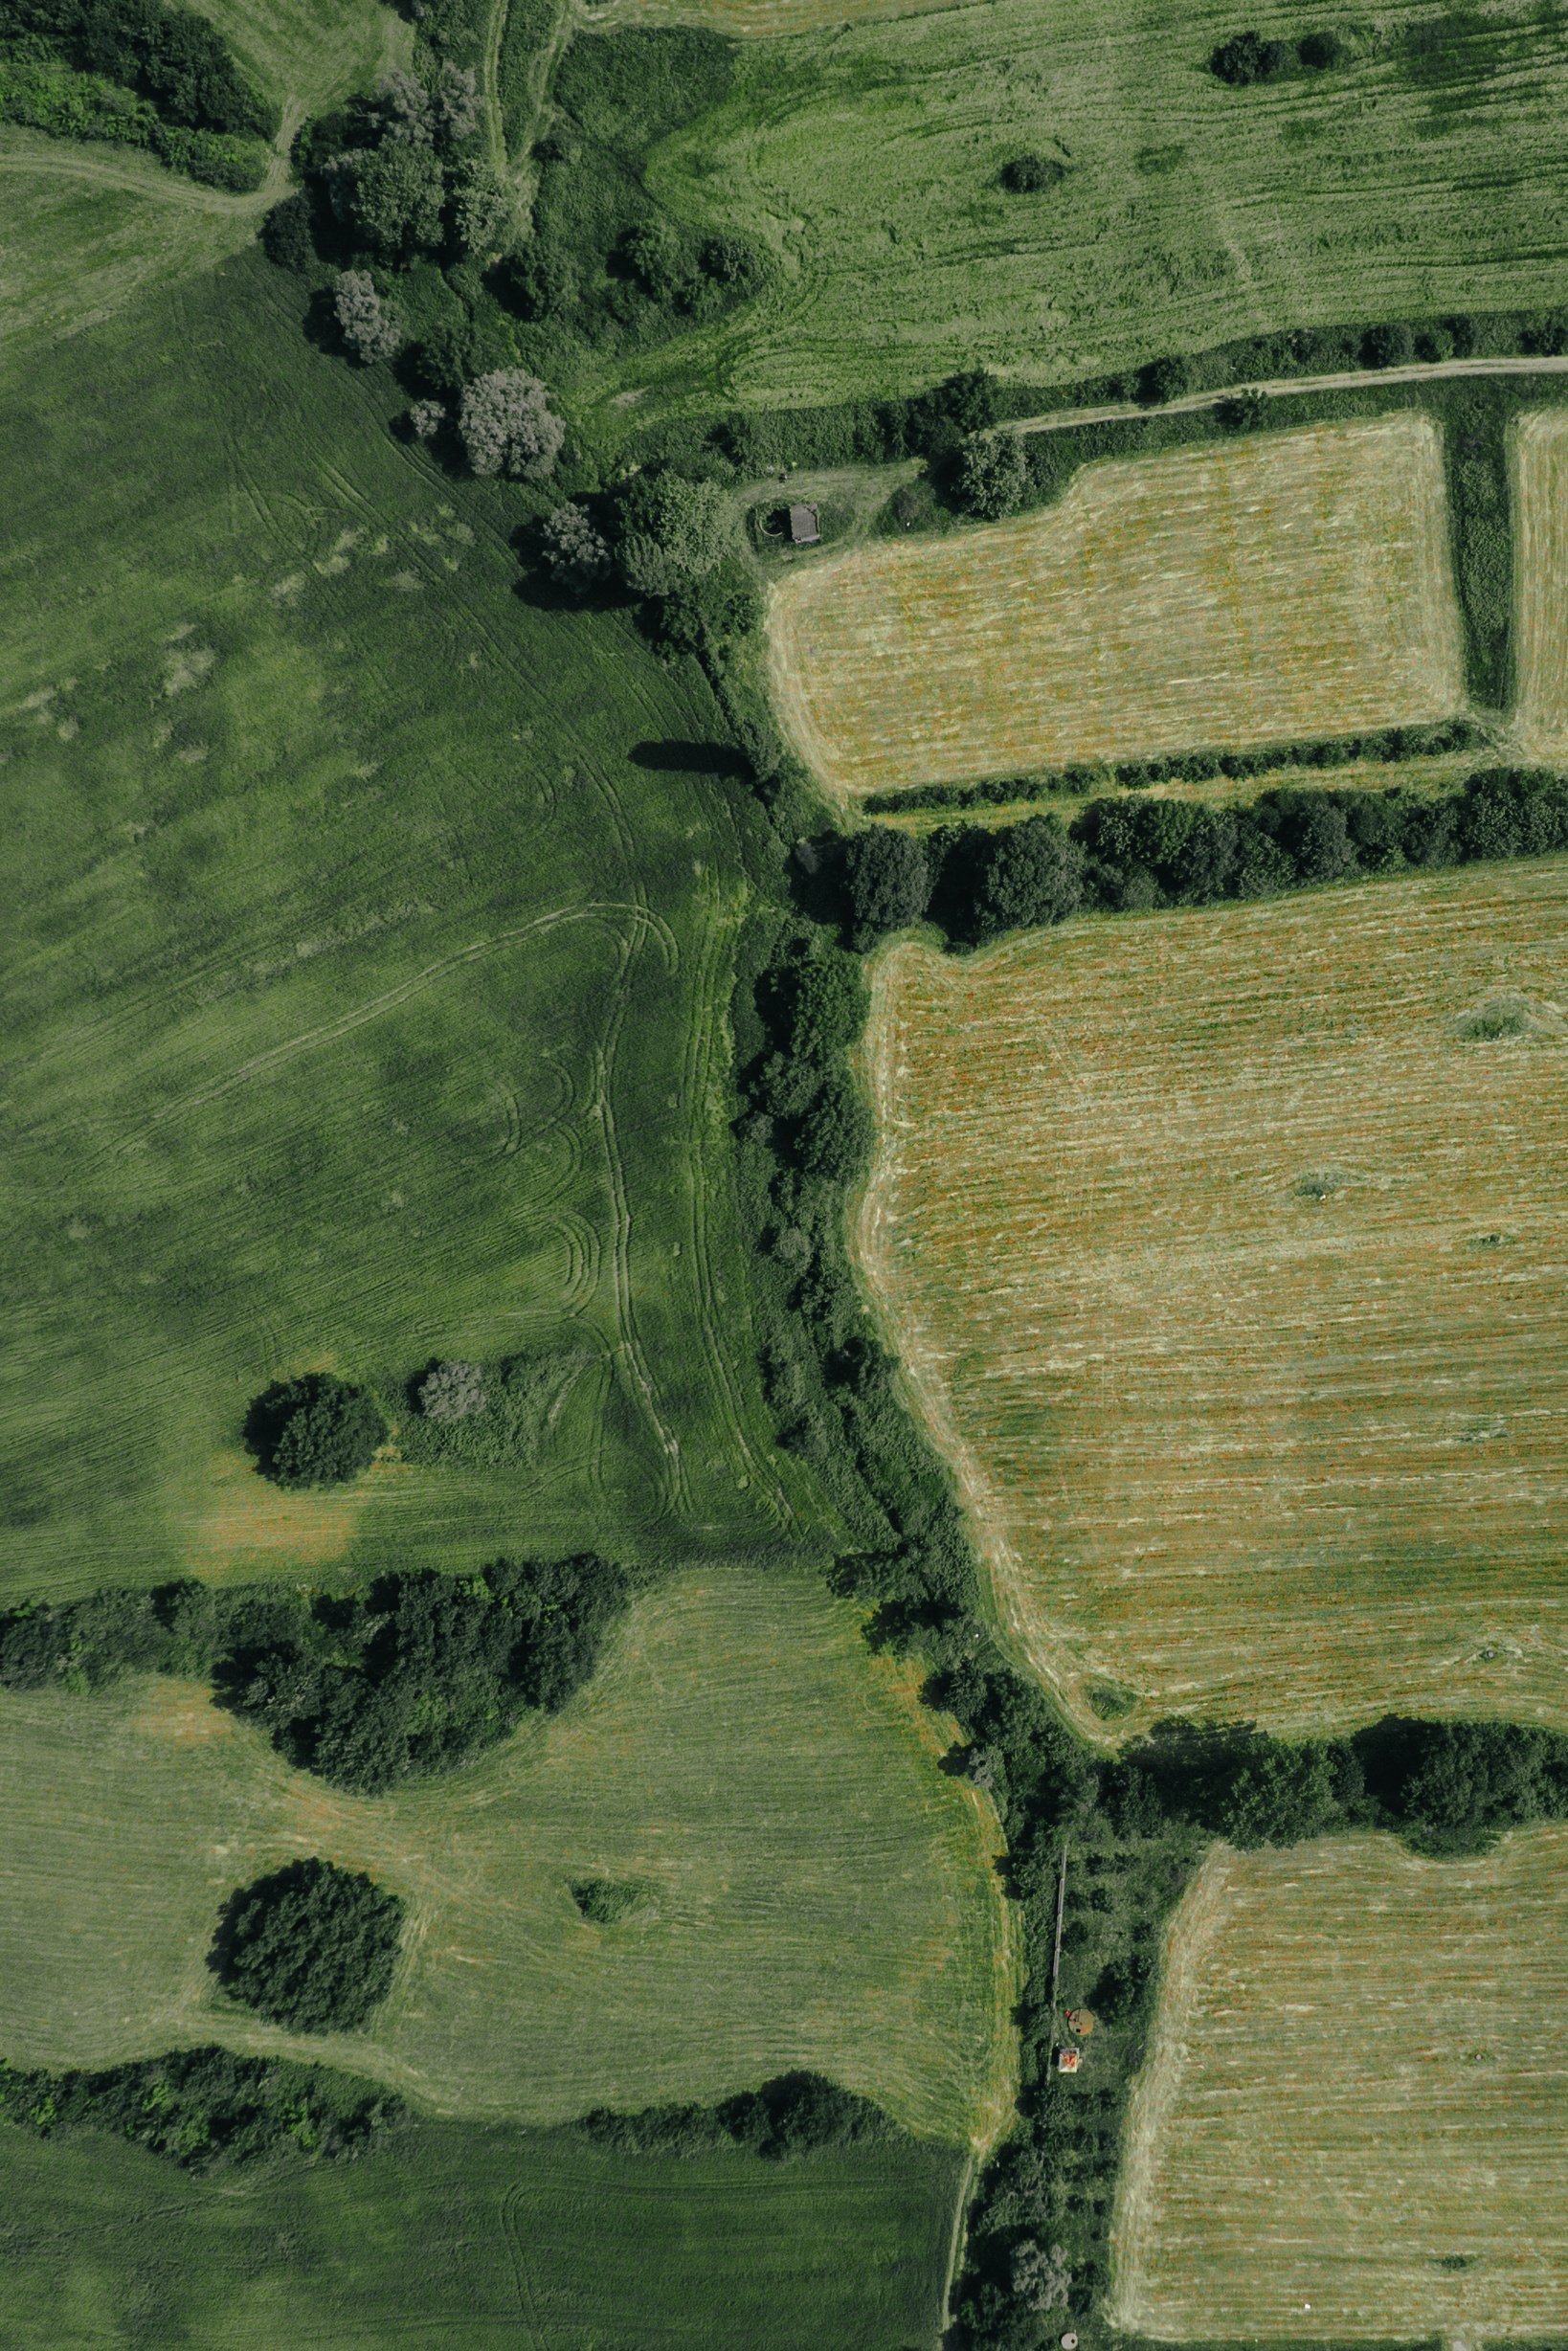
left=0, top=1565, right=1014, bottom=2144
left=596, top=0, right=1568, bottom=415
left=0, top=244, right=827, bottom=1598
left=0, top=2117, right=964, bottom=2347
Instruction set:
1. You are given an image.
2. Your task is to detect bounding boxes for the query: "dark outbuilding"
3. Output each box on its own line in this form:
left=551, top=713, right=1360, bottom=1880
left=788, top=503, right=821, bottom=545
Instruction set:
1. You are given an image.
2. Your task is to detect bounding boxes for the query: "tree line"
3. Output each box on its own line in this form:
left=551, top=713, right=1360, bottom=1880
left=0, top=1554, right=631, bottom=1794
left=0, top=2044, right=403, bottom=2171
left=580, top=2071, right=901, bottom=2161
left=831, top=767, right=1568, bottom=952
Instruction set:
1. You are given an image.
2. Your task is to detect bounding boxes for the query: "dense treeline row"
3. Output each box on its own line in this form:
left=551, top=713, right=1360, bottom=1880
left=833, top=767, right=1568, bottom=951
left=580, top=2071, right=900, bottom=2161
left=0, top=1555, right=629, bottom=1793
left=862, top=718, right=1486, bottom=815
left=714, top=686, right=1568, bottom=2344
left=0, top=2045, right=403, bottom=2171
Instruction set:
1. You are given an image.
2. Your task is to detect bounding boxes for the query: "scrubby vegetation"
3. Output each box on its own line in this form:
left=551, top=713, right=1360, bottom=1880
left=212, top=1860, right=405, bottom=2031
left=0, top=1556, right=631, bottom=1792
left=581, top=2071, right=901, bottom=2161
left=0, top=2044, right=403, bottom=2170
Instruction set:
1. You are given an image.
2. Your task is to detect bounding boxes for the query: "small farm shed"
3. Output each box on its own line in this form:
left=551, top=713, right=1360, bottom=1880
left=1056, top=2047, right=1081, bottom=2074
left=788, top=503, right=820, bottom=546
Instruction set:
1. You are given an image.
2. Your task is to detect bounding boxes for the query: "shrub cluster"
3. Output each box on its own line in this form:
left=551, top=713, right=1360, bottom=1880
left=1209, top=27, right=1345, bottom=83
left=0, top=1556, right=630, bottom=1793
left=840, top=768, right=1568, bottom=949
left=0, top=2045, right=403, bottom=2170
left=0, top=46, right=267, bottom=185
left=580, top=2071, right=900, bottom=2161
left=211, top=1860, right=405, bottom=2031
left=0, top=0, right=278, bottom=135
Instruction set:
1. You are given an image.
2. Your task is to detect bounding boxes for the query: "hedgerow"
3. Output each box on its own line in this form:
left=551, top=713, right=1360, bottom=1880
left=0, top=2044, right=403, bottom=2170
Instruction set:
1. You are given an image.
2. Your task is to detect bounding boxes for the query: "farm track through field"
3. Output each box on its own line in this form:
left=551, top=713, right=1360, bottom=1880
left=1002, top=352, right=1568, bottom=439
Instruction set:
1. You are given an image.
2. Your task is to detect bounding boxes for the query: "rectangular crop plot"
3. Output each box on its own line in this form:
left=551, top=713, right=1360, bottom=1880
left=1515, top=408, right=1568, bottom=759
left=857, top=862, right=1568, bottom=1736
left=1112, top=1829, right=1568, bottom=2340
left=769, top=416, right=1465, bottom=807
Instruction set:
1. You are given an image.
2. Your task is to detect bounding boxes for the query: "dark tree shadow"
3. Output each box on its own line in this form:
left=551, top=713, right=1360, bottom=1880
left=629, top=739, right=754, bottom=778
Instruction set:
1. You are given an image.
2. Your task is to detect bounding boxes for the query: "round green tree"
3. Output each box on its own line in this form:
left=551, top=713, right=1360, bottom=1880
left=249, top=1373, right=387, bottom=1488
left=616, top=472, right=733, bottom=597
left=212, top=1859, right=405, bottom=2031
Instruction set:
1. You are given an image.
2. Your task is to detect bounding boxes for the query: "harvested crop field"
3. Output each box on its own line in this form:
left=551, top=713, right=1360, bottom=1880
left=0, top=1565, right=1014, bottom=2147
left=769, top=416, right=1464, bottom=807
left=858, top=860, right=1568, bottom=1736
left=1514, top=407, right=1568, bottom=758
left=1112, top=1828, right=1568, bottom=2340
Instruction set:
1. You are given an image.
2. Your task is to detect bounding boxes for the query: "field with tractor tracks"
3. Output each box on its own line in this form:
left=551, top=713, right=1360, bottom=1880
left=769, top=417, right=1464, bottom=807
left=0, top=247, right=819, bottom=1601
left=858, top=860, right=1568, bottom=1738
left=0, top=2116, right=964, bottom=2347
left=1113, top=1827, right=1568, bottom=2340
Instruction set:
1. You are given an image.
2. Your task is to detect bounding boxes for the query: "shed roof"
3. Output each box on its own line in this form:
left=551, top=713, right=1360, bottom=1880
left=788, top=503, right=820, bottom=545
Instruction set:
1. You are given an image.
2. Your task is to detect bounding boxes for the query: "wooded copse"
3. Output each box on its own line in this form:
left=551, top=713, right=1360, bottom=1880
left=0, top=1556, right=631, bottom=1794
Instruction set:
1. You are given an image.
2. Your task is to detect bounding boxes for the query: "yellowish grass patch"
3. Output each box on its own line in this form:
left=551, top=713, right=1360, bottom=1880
left=1514, top=408, right=1568, bottom=760
left=1112, top=1828, right=1568, bottom=2340
left=769, top=416, right=1465, bottom=809
left=857, top=861, right=1568, bottom=1737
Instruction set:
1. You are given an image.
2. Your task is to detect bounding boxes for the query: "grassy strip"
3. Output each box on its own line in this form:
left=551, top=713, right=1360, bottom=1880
left=0, top=46, right=269, bottom=188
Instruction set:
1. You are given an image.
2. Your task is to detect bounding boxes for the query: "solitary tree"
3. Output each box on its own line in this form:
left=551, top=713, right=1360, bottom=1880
left=211, top=1860, right=405, bottom=2032
left=957, top=428, right=1028, bottom=519
left=327, top=141, right=445, bottom=260
left=842, top=827, right=930, bottom=948
left=416, top=1359, right=487, bottom=1421
left=616, top=472, right=733, bottom=596
left=333, top=269, right=404, bottom=365
left=248, top=1373, right=387, bottom=1488
left=540, top=502, right=612, bottom=593
left=408, top=397, right=446, bottom=440
left=458, top=369, right=565, bottom=480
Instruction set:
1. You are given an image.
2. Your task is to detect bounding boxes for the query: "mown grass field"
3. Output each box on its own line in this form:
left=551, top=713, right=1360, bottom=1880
left=0, top=1565, right=1014, bottom=2144
left=0, top=2117, right=964, bottom=2347
left=858, top=861, right=1568, bottom=1739
left=1112, top=1827, right=1568, bottom=2340
left=0, top=246, right=826, bottom=1598
left=0, top=0, right=405, bottom=354
left=616, top=0, right=1568, bottom=414
left=769, top=418, right=1464, bottom=807
left=1513, top=405, right=1568, bottom=758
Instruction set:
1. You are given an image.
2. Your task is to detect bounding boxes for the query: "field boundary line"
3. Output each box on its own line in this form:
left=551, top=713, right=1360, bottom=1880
left=1000, top=352, right=1568, bottom=441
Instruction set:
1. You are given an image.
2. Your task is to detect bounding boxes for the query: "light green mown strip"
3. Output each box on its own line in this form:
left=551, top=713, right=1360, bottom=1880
left=1114, top=1828, right=1568, bottom=2340
left=0, top=1566, right=1016, bottom=2147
